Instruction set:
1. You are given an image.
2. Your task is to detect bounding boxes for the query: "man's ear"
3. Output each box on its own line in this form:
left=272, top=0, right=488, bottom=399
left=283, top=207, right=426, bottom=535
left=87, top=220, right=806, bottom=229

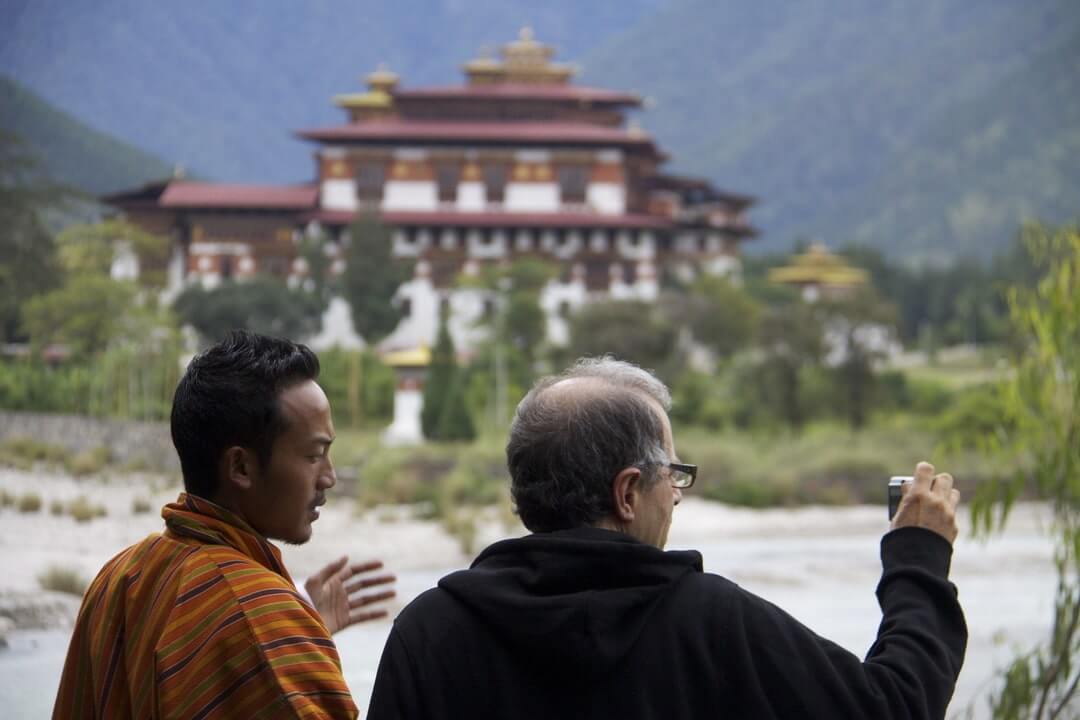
left=221, top=446, right=257, bottom=491
left=611, top=467, right=642, bottom=523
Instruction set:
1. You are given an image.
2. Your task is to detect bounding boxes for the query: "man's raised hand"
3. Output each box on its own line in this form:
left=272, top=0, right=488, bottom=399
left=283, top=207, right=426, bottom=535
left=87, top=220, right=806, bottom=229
left=306, top=556, right=397, bottom=634
left=890, top=461, right=961, bottom=544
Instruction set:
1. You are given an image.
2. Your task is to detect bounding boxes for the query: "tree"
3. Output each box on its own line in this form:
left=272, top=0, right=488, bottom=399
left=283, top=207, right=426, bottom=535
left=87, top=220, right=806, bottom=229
left=55, top=219, right=169, bottom=288
left=0, top=132, right=66, bottom=342
left=971, top=223, right=1080, bottom=719
left=684, top=275, right=760, bottom=361
left=173, top=277, right=322, bottom=343
left=341, top=212, right=412, bottom=344
left=565, top=300, right=682, bottom=382
left=421, top=311, right=474, bottom=442
left=755, top=300, right=824, bottom=429
left=819, top=288, right=898, bottom=430
left=21, top=275, right=138, bottom=357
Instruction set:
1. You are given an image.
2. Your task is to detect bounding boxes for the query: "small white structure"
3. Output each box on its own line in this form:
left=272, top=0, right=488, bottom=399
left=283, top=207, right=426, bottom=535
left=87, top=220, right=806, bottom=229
left=381, top=346, right=430, bottom=446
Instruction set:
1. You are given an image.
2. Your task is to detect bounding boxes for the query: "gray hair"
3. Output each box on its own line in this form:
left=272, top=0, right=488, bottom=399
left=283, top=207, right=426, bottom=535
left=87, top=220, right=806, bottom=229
left=507, top=357, right=672, bottom=532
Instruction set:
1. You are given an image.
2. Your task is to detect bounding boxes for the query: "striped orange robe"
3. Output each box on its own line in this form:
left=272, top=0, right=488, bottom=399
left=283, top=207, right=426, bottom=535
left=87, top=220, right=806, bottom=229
left=52, top=493, right=358, bottom=719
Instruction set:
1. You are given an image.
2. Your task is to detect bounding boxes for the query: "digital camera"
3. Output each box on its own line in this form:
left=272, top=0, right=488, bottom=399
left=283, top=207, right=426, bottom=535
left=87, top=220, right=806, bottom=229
left=888, top=476, right=913, bottom=520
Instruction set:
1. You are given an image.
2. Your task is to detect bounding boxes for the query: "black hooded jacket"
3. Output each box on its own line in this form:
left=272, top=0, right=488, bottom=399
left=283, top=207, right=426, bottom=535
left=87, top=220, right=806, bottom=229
left=367, top=526, right=966, bottom=719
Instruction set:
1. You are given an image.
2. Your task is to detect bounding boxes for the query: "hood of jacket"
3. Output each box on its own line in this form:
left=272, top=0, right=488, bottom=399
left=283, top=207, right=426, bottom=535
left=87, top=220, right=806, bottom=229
left=438, top=526, right=702, bottom=672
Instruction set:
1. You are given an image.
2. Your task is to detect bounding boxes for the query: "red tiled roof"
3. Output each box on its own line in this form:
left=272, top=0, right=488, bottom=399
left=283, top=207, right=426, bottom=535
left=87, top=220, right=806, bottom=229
left=306, top=209, right=671, bottom=229
left=159, top=182, right=318, bottom=209
left=394, top=84, right=641, bottom=105
left=296, top=121, right=656, bottom=148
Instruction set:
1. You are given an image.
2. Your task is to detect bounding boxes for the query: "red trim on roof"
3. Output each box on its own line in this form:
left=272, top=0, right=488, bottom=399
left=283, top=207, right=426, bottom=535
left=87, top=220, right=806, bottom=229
left=394, top=84, right=641, bottom=105
left=160, top=182, right=318, bottom=209
left=306, top=209, right=671, bottom=229
left=296, top=121, right=655, bottom=147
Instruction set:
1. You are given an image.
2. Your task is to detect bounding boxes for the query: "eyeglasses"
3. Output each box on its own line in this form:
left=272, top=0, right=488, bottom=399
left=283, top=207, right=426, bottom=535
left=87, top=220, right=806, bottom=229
left=667, top=462, right=697, bottom=489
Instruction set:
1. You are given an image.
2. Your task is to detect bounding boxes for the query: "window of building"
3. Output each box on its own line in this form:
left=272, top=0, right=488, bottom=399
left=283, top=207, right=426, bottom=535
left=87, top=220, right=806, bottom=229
left=356, top=162, right=385, bottom=202
left=558, top=165, right=589, bottom=203
left=436, top=163, right=459, bottom=203
left=484, top=163, right=508, bottom=203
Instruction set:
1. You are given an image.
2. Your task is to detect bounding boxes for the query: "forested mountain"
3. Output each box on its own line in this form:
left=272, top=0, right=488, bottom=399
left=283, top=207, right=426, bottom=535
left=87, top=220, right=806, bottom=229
left=2, top=0, right=1077, bottom=259
left=0, top=75, right=169, bottom=196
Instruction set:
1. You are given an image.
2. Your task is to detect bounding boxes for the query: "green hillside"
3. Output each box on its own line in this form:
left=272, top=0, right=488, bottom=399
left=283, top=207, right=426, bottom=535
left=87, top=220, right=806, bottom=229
left=583, top=0, right=1080, bottom=258
left=0, top=74, right=170, bottom=196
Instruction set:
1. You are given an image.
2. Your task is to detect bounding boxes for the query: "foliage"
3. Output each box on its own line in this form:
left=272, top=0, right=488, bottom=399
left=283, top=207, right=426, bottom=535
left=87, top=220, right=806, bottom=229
left=564, top=299, right=682, bottom=382
left=67, top=495, right=107, bottom=522
left=421, top=312, right=476, bottom=442
left=754, top=301, right=824, bottom=428
left=37, top=565, right=88, bottom=596
left=21, top=275, right=139, bottom=357
left=65, top=447, right=110, bottom=477
left=0, top=131, right=64, bottom=342
left=819, top=288, right=898, bottom=430
left=317, top=349, right=395, bottom=426
left=967, top=224, right=1080, bottom=719
left=684, top=275, right=760, bottom=361
left=342, top=212, right=412, bottom=344
left=16, top=492, right=41, bottom=513
left=54, top=219, right=170, bottom=288
left=132, top=496, right=153, bottom=514
left=173, top=276, right=322, bottom=343
left=0, top=328, right=183, bottom=420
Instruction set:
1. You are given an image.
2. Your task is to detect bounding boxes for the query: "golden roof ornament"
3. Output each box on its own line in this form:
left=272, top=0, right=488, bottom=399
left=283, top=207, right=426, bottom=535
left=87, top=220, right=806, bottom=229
left=768, top=243, right=869, bottom=288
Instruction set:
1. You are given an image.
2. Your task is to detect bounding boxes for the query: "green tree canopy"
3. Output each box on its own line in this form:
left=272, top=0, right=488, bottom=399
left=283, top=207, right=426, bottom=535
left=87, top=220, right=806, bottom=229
left=565, top=299, right=682, bottom=382
left=21, top=275, right=138, bottom=357
left=173, top=277, right=322, bottom=343
left=342, top=212, right=413, bottom=344
left=0, top=132, right=65, bottom=342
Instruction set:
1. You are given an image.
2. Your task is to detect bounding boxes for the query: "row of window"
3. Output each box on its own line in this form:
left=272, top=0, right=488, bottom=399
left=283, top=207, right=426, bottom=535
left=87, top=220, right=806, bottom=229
left=356, top=163, right=590, bottom=202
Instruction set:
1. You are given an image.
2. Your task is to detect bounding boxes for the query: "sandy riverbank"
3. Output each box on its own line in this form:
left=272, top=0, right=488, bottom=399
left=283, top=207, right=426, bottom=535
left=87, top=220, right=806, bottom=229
left=0, top=467, right=1057, bottom=719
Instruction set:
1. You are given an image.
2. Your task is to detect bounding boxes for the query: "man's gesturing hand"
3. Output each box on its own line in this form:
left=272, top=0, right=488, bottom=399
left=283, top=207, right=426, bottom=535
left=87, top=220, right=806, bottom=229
left=890, top=461, right=961, bottom=544
left=306, top=556, right=397, bottom=635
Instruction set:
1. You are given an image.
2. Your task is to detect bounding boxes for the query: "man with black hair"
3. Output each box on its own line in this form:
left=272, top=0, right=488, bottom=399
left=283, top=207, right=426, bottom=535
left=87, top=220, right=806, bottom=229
left=368, top=357, right=967, bottom=719
left=54, top=331, right=394, bottom=719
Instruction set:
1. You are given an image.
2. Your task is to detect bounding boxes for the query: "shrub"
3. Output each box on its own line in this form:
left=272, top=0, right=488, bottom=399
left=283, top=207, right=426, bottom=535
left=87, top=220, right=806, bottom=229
left=66, top=446, right=111, bottom=477
left=0, top=489, right=14, bottom=507
left=38, top=566, right=88, bottom=596
left=16, top=492, right=42, bottom=513
left=49, top=499, right=65, bottom=516
left=68, top=495, right=106, bottom=522
left=1, top=437, right=70, bottom=465
left=131, top=496, right=152, bottom=514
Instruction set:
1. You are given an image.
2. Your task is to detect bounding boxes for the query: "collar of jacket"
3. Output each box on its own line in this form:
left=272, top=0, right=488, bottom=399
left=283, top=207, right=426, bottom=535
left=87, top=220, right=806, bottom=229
left=162, top=492, right=291, bottom=583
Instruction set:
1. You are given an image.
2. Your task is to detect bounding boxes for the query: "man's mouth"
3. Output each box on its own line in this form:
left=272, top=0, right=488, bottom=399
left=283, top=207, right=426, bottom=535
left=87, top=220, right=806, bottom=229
left=309, top=497, right=326, bottom=519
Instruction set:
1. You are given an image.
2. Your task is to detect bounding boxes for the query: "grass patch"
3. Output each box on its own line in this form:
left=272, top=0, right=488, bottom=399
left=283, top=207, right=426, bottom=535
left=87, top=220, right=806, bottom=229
left=16, top=492, right=42, bottom=513
left=49, top=499, right=65, bottom=516
left=65, top=447, right=111, bottom=477
left=67, top=495, right=107, bottom=522
left=0, top=438, right=70, bottom=469
left=131, top=496, right=152, bottom=514
left=38, top=566, right=88, bottom=596
left=0, top=489, right=13, bottom=507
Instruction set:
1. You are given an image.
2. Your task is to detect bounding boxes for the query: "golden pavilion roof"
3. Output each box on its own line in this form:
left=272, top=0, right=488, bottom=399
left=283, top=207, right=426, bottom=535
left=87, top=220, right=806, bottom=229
left=768, top=243, right=869, bottom=287
left=382, top=345, right=431, bottom=368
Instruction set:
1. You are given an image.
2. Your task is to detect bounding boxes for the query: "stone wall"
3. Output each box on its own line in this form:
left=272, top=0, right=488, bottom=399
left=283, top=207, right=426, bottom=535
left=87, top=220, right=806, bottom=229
left=0, top=411, right=177, bottom=473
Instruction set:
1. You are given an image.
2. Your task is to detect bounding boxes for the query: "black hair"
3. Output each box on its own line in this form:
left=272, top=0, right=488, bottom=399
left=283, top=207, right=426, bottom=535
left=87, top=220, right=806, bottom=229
left=507, top=357, right=671, bottom=533
left=170, top=330, right=320, bottom=498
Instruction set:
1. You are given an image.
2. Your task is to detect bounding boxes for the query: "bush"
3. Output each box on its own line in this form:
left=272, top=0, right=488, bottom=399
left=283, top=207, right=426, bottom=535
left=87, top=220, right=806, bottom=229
left=66, top=447, right=111, bottom=477
left=1, top=437, right=70, bottom=465
left=38, top=566, right=87, bottom=596
left=0, top=489, right=13, bottom=507
left=68, top=495, right=107, bottom=522
left=16, top=492, right=42, bottom=512
left=131, top=496, right=152, bottom=514
left=49, top=499, right=65, bottom=516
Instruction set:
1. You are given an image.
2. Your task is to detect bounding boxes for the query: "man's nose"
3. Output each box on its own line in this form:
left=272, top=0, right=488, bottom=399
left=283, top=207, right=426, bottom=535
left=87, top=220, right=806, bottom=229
left=321, top=458, right=337, bottom=489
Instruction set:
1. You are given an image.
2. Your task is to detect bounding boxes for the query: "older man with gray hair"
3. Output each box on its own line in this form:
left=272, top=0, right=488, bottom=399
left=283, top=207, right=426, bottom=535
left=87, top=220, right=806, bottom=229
left=368, top=357, right=966, bottom=719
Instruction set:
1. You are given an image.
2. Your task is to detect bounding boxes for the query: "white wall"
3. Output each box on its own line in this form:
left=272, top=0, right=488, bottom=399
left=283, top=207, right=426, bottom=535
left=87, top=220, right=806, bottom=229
left=383, top=181, right=438, bottom=211
left=586, top=183, right=625, bottom=214
left=505, top=183, right=559, bottom=212
left=321, top=179, right=358, bottom=211
left=457, top=182, right=485, bottom=211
